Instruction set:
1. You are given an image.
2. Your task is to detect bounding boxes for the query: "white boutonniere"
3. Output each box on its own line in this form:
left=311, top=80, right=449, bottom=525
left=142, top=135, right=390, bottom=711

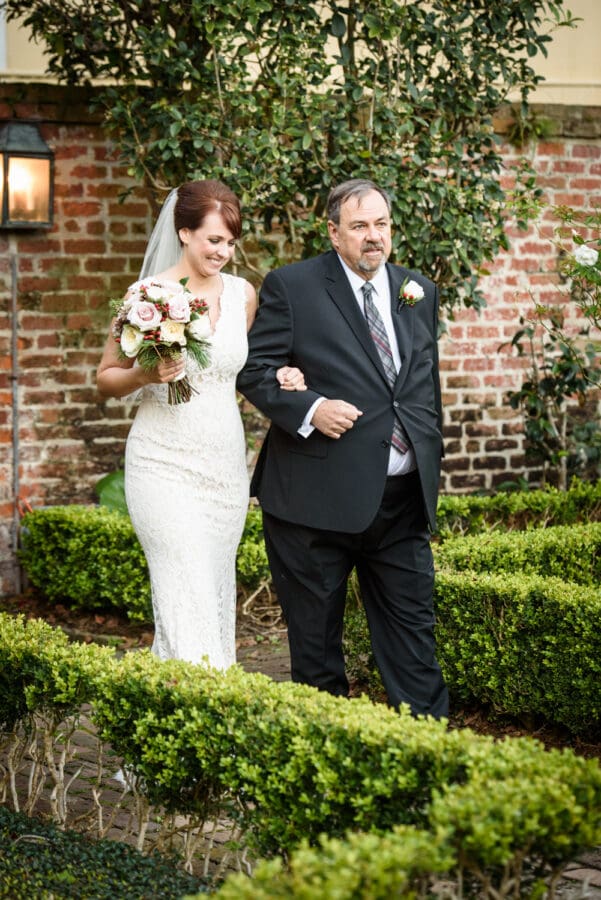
left=399, top=278, right=425, bottom=308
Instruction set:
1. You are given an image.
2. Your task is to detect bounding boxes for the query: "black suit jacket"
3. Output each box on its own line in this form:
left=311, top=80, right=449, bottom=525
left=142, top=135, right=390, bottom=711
left=237, top=250, right=444, bottom=533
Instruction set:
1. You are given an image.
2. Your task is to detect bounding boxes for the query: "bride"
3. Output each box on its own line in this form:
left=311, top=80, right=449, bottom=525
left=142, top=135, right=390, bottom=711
left=97, top=180, right=304, bottom=669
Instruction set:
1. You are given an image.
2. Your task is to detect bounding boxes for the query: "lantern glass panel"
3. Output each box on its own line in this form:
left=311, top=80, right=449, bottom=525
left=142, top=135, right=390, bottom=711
left=7, top=156, right=51, bottom=223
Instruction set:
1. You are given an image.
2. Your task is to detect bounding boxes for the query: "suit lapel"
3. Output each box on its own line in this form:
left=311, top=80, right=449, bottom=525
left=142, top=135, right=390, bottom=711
left=387, top=263, right=415, bottom=396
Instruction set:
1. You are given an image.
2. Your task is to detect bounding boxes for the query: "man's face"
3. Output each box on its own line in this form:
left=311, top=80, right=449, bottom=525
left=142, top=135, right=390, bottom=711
left=327, top=190, right=392, bottom=279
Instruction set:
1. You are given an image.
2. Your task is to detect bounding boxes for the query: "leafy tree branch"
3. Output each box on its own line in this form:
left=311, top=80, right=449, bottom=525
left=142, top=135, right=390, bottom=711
left=2, top=0, right=577, bottom=310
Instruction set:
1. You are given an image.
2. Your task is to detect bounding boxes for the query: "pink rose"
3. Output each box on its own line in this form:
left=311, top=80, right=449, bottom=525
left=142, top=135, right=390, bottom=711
left=128, top=301, right=161, bottom=332
left=167, top=294, right=191, bottom=323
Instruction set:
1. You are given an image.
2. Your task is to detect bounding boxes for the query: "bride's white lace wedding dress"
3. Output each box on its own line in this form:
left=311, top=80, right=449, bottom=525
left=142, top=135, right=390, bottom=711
left=124, top=272, right=250, bottom=669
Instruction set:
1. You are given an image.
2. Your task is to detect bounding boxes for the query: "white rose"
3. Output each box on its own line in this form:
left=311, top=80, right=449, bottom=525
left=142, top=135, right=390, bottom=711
left=128, top=301, right=162, bottom=332
left=159, top=319, right=187, bottom=345
left=186, top=314, right=212, bottom=340
left=574, top=244, right=599, bottom=267
left=403, top=280, right=425, bottom=302
left=144, top=283, right=171, bottom=302
left=120, top=324, right=144, bottom=358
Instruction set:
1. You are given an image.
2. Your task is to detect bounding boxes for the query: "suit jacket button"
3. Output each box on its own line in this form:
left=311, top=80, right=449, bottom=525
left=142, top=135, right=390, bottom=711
left=393, top=401, right=399, bottom=408
left=381, top=440, right=390, bottom=448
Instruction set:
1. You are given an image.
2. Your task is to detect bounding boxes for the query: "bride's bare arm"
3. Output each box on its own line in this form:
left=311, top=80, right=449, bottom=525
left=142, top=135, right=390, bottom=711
left=96, top=327, right=185, bottom=399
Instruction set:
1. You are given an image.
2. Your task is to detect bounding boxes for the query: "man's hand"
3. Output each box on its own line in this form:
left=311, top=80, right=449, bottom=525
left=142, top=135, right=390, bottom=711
left=311, top=399, right=363, bottom=439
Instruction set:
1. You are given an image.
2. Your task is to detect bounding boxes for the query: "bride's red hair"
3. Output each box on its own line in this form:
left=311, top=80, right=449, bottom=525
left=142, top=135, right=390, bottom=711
left=174, top=180, right=242, bottom=240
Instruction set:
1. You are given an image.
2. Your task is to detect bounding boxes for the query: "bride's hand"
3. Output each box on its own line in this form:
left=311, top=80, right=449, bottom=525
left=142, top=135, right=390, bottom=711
left=151, top=356, right=186, bottom=384
left=276, top=366, right=307, bottom=391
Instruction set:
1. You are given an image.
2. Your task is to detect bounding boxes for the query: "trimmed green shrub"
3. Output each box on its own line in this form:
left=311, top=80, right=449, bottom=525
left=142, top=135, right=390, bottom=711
left=1, top=612, right=601, bottom=895
left=434, top=571, right=601, bottom=734
left=18, top=503, right=271, bottom=621
left=436, top=478, right=601, bottom=540
left=19, top=505, right=152, bottom=621
left=435, top=521, right=601, bottom=585
left=0, top=612, right=109, bottom=731
left=213, top=827, right=452, bottom=899
left=345, top=568, right=601, bottom=736
left=89, top=647, right=601, bottom=871
left=235, top=504, right=271, bottom=593
left=0, top=806, right=207, bottom=899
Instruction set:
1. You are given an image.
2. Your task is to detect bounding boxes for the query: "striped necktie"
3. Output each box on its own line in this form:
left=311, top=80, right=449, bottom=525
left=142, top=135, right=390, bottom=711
left=361, top=281, right=409, bottom=454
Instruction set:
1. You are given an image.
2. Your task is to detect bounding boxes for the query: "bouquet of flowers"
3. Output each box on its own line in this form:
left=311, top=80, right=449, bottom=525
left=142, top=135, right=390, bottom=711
left=111, top=278, right=211, bottom=404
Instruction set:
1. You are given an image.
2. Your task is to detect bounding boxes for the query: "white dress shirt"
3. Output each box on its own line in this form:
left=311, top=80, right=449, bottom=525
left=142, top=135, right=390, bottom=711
left=299, top=256, right=416, bottom=476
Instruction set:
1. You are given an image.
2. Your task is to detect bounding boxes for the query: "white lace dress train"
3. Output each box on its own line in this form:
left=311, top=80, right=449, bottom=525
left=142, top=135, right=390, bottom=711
left=124, top=273, right=250, bottom=669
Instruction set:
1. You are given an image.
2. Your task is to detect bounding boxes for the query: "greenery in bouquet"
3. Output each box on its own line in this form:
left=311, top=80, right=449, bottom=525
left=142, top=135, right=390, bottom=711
left=111, top=278, right=211, bottom=404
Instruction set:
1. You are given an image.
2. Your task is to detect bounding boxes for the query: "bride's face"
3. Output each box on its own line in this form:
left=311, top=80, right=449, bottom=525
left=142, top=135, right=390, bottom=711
left=179, top=211, right=236, bottom=277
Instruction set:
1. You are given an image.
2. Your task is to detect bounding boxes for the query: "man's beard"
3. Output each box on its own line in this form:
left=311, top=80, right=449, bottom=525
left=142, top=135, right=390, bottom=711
left=358, top=242, right=387, bottom=274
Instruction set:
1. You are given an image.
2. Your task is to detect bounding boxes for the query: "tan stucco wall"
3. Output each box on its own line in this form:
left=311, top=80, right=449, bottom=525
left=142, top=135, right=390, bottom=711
left=525, top=0, right=601, bottom=105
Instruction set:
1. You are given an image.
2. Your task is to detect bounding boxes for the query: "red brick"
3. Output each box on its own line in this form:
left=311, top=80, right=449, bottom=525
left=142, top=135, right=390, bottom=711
left=571, top=178, right=601, bottom=191
left=64, top=239, right=108, bottom=255
left=62, top=201, right=103, bottom=217
left=552, top=160, right=586, bottom=174
left=572, top=145, right=601, bottom=159
left=537, top=141, right=567, bottom=156
left=70, top=165, right=108, bottom=179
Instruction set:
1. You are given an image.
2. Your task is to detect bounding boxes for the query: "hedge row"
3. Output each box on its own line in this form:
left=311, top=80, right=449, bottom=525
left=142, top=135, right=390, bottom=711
left=18, top=479, right=601, bottom=623
left=1, top=612, right=601, bottom=898
left=436, top=477, right=601, bottom=539
left=18, top=504, right=270, bottom=623
left=345, top=522, right=601, bottom=736
left=344, top=570, right=601, bottom=738
left=215, top=828, right=452, bottom=899
left=435, top=521, right=601, bottom=585
left=435, top=571, right=601, bottom=734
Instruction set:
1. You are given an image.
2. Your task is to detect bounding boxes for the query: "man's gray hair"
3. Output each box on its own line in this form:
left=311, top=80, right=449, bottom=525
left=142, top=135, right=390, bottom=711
left=326, top=179, right=392, bottom=225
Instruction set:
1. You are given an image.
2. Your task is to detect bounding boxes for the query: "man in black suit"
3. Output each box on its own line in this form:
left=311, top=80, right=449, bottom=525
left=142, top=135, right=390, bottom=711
left=237, top=178, right=448, bottom=718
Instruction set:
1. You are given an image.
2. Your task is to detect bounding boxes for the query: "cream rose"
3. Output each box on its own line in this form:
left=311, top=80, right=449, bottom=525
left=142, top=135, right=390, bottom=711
left=574, top=244, right=599, bottom=267
left=120, top=324, right=144, bottom=358
left=186, top=314, right=212, bottom=340
left=128, top=301, right=162, bottom=331
left=160, top=319, right=187, bottom=345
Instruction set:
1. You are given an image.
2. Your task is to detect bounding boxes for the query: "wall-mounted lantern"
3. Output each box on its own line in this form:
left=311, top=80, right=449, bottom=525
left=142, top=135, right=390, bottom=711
left=0, top=121, right=54, bottom=230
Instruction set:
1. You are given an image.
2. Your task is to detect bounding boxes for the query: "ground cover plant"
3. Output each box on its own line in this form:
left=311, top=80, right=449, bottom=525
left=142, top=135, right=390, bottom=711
left=0, top=806, right=208, bottom=899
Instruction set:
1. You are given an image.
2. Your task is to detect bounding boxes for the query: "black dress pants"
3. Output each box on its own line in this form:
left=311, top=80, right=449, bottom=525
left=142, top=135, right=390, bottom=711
left=261, top=471, right=449, bottom=719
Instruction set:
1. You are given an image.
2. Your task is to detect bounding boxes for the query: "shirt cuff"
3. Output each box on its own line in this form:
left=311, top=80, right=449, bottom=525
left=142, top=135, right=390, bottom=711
left=298, top=396, right=327, bottom=437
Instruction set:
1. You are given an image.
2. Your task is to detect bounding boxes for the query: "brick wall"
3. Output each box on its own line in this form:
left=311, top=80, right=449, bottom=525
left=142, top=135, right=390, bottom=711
left=439, top=106, right=601, bottom=493
left=1, top=85, right=600, bottom=593
left=0, top=84, right=154, bottom=592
